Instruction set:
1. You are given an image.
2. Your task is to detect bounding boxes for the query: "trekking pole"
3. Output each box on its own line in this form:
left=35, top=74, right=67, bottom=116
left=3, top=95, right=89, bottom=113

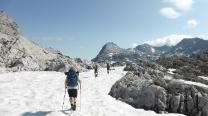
left=80, top=83, right=82, bottom=111
left=62, top=87, right=67, bottom=111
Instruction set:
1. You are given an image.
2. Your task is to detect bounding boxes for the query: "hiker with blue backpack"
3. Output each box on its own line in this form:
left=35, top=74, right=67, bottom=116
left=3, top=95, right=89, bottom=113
left=64, top=67, right=81, bottom=111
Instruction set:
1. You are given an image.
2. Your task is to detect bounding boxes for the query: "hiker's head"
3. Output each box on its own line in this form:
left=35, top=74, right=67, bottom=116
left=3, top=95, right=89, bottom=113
left=68, top=67, right=76, bottom=76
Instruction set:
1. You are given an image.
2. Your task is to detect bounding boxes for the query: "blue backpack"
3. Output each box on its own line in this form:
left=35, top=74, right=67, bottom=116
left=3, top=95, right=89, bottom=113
left=66, top=68, right=78, bottom=87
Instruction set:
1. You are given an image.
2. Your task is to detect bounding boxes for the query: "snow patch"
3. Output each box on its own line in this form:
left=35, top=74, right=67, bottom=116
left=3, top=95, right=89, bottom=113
left=0, top=67, right=184, bottom=116
left=165, top=74, right=208, bottom=89
left=198, top=76, right=208, bottom=81
left=193, top=49, right=200, bottom=54
left=151, top=48, right=155, bottom=53
left=177, top=79, right=208, bottom=88
left=164, top=75, right=174, bottom=80
left=107, top=53, right=114, bottom=57
left=167, top=68, right=176, bottom=74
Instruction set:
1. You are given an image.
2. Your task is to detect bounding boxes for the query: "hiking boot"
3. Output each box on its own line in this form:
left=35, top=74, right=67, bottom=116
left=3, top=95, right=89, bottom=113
left=73, top=104, right=76, bottom=111
left=70, top=104, right=74, bottom=110
left=72, top=102, right=76, bottom=111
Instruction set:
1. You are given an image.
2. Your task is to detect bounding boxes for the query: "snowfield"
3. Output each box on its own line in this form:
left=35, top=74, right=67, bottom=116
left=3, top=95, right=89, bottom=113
left=0, top=67, right=184, bottom=116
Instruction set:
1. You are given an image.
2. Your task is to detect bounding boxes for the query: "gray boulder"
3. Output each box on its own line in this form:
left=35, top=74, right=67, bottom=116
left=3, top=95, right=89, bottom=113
left=109, top=71, right=167, bottom=112
left=109, top=63, right=208, bottom=116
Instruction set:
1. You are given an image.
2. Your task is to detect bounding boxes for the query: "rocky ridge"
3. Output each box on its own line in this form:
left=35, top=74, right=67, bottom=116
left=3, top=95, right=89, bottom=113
left=0, top=10, right=92, bottom=72
left=92, top=38, right=208, bottom=65
left=167, top=38, right=208, bottom=56
left=109, top=55, right=208, bottom=116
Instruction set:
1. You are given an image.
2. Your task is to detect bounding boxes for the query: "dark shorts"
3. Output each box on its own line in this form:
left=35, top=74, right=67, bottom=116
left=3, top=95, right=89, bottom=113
left=68, top=89, right=77, bottom=97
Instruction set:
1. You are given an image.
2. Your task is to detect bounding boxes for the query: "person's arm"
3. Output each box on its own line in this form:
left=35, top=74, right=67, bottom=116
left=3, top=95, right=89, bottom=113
left=79, top=80, right=81, bottom=89
left=78, top=76, right=81, bottom=88
left=78, top=76, right=81, bottom=83
left=65, top=79, right=67, bottom=88
left=64, top=72, right=68, bottom=88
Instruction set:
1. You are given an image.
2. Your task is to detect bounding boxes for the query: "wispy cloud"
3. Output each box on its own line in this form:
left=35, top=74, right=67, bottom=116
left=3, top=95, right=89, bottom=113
left=187, top=19, right=198, bottom=28
left=160, top=0, right=194, bottom=19
left=160, top=7, right=181, bottom=19
left=145, top=34, right=193, bottom=47
left=164, top=0, right=194, bottom=11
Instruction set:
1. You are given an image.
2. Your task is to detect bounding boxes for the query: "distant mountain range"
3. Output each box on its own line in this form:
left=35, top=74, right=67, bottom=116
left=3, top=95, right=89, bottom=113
left=92, top=38, right=208, bottom=63
left=2, top=9, right=208, bottom=72
left=167, top=38, right=208, bottom=55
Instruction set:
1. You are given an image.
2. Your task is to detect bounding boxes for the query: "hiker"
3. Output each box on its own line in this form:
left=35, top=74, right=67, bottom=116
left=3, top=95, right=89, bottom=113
left=64, top=67, right=81, bottom=111
left=94, top=64, right=98, bottom=77
left=107, top=63, right=110, bottom=74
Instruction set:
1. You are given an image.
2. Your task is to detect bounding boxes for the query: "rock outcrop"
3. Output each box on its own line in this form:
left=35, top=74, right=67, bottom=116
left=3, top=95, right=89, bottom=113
left=0, top=10, right=21, bottom=36
left=109, top=62, right=208, bottom=116
left=157, top=50, right=208, bottom=84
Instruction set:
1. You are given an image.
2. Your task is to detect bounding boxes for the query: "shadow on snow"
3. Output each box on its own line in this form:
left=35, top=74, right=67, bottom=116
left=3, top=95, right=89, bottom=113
left=21, top=109, right=73, bottom=116
left=21, top=111, right=51, bottom=116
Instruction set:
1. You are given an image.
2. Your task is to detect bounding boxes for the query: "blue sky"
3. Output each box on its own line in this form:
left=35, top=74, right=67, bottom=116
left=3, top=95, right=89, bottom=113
left=0, top=0, right=207, bottom=59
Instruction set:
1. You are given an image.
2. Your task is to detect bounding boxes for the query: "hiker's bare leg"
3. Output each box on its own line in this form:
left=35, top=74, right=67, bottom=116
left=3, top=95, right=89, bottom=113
left=69, top=97, right=73, bottom=106
left=71, top=97, right=76, bottom=110
left=71, top=97, right=76, bottom=105
left=74, top=97, right=77, bottom=105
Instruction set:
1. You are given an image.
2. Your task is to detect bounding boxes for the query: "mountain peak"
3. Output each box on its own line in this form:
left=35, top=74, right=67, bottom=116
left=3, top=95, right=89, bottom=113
left=92, top=42, right=124, bottom=62
left=180, top=37, right=199, bottom=41
left=135, top=43, right=152, bottom=48
left=168, top=37, right=208, bottom=55
left=0, top=10, right=21, bottom=36
left=103, top=42, right=119, bottom=48
left=178, top=37, right=206, bottom=46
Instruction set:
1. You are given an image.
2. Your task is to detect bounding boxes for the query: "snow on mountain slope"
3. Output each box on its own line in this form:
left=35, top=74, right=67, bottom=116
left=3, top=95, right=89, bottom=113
left=198, top=76, right=208, bottom=81
left=0, top=67, right=184, bottom=116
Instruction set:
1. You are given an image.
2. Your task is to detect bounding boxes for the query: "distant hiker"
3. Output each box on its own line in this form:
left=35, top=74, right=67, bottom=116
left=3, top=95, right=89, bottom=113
left=94, top=64, right=98, bottom=77
left=65, top=67, right=81, bottom=111
left=107, top=63, right=110, bottom=74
